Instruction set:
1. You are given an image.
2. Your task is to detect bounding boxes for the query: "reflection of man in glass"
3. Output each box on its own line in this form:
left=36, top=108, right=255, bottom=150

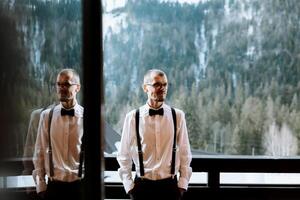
left=33, top=69, right=83, bottom=200
left=23, top=107, right=47, bottom=175
left=117, top=69, right=192, bottom=200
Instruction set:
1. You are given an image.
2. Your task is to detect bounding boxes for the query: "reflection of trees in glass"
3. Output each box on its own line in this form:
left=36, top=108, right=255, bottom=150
left=0, top=0, right=82, bottom=157
left=264, top=122, right=298, bottom=156
left=104, top=0, right=300, bottom=155
left=0, top=3, right=31, bottom=158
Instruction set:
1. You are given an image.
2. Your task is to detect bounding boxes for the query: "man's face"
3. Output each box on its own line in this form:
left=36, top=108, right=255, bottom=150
left=56, top=73, right=80, bottom=102
left=144, top=73, right=168, bottom=102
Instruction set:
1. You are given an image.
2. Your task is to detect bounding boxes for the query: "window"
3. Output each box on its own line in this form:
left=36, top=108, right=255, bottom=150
left=1, top=0, right=103, bottom=199
left=103, top=0, right=300, bottom=157
left=0, top=0, right=82, bottom=159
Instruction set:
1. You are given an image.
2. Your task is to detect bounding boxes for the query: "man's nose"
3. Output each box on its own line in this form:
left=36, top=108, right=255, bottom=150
left=58, top=87, right=67, bottom=92
left=159, top=87, right=167, bottom=92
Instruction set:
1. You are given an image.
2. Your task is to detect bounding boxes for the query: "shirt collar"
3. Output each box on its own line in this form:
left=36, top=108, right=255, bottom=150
left=145, top=102, right=165, bottom=109
left=58, top=102, right=83, bottom=117
left=144, top=102, right=166, bottom=116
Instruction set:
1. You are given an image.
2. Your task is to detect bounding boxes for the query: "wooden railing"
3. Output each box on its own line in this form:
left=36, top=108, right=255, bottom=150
left=2, top=155, right=300, bottom=199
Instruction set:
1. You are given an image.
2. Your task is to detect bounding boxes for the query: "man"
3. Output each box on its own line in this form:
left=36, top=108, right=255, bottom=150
left=33, top=69, right=83, bottom=200
left=117, top=69, right=192, bottom=200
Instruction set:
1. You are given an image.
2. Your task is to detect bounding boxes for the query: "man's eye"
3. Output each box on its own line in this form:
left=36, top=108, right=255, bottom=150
left=56, top=82, right=72, bottom=87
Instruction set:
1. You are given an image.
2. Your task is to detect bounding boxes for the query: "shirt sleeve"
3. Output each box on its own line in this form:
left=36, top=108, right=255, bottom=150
left=23, top=109, right=40, bottom=158
left=116, top=112, right=135, bottom=193
left=177, top=111, right=192, bottom=190
left=32, top=110, right=48, bottom=193
left=23, top=110, right=41, bottom=174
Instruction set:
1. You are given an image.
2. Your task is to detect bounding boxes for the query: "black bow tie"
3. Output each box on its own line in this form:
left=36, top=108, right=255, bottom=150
left=149, top=108, right=164, bottom=116
left=61, top=108, right=75, bottom=116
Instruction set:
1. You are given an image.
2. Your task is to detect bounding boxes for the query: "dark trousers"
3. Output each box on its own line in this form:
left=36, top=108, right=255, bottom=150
left=45, top=180, right=82, bottom=200
left=130, top=176, right=182, bottom=200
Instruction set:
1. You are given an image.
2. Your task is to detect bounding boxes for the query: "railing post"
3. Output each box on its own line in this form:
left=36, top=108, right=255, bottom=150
left=207, top=170, right=219, bottom=189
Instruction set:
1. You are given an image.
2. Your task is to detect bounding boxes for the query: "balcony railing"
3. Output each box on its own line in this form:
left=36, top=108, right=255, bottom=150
left=2, top=155, right=300, bottom=199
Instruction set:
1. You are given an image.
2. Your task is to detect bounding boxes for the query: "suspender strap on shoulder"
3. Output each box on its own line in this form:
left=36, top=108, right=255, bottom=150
left=171, top=107, right=177, bottom=176
left=135, top=107, right=177, bottom=177
left=48, top=106, right=55, bottom=178
left=135, top=109, right=145, bottom=177
left=48, top=105, right=83, bottom=178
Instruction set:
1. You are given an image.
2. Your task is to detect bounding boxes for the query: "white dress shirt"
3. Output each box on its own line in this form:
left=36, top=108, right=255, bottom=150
left=117, top=103, right=192, bottom=193
left=32, top=103, right=84, bottom=193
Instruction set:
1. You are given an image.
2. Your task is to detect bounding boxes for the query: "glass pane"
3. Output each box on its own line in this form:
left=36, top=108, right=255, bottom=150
left=103, top=0, right=300, bottom=156
left=0, top=0, right=82, bottom=157
left=0, top=0, right=82, bottom=198
left=221, top=173, right=300, bottom=185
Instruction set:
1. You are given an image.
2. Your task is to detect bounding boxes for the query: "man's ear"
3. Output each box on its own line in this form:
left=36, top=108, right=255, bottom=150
left=76, top=84, right=81, bottom=92
left=143, top=84, right=148, bottom=93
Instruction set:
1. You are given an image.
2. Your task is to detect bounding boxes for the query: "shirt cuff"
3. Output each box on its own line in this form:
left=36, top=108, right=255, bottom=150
left=123, top=178, right=135, bottom=194
left=36, top=179, right=47, bottom=193
left=32, top=170, right=47, bottom=193
left=178, top=177, right=189, bottom=190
